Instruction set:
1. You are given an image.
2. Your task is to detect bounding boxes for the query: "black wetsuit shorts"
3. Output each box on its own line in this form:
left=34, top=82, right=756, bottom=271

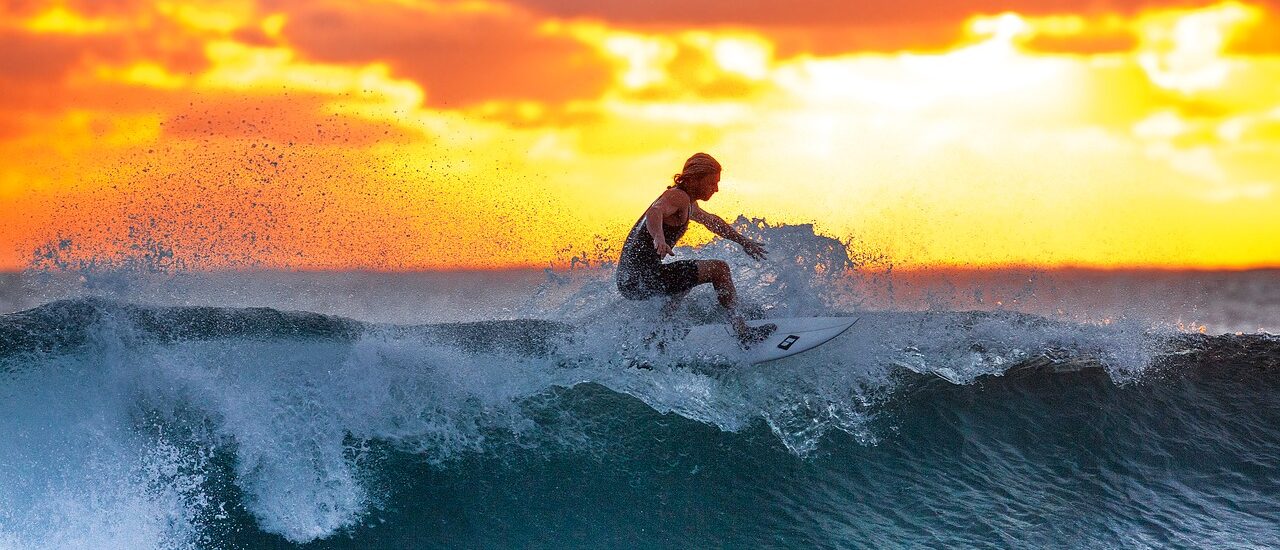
left=618, top=259, right=700, bottom=300
left=616, top=212, right=701, bottom=300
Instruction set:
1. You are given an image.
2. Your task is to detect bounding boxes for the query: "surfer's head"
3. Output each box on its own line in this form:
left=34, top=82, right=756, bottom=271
left=671, top=152, right=721, bottom=201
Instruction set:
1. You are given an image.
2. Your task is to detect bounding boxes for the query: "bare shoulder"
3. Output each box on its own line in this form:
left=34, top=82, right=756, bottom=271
left=654, top=187, right=691, bottom=211
left=663, top=187, right=691, bottom=206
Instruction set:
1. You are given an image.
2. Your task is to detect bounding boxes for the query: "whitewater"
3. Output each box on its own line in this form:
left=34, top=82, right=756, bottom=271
left=0, top=224, right=1277, bottom=549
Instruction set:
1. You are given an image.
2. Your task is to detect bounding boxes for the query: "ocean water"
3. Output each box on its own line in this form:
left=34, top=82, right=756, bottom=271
left=1, top=225, right=1278, bottom=549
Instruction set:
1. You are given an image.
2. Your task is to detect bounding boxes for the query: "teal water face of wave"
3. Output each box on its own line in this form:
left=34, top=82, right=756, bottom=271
left=1, top=298, right=1278, bottom=548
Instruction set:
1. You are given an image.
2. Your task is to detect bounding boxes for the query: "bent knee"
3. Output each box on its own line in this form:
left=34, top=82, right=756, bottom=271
left=698, top=260, right=731, bottom=282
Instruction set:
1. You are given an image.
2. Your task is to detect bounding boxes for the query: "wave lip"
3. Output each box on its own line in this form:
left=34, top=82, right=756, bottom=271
left=0, top=297, right=361, bottom=360
left=0, top=298, right=577, bottom=364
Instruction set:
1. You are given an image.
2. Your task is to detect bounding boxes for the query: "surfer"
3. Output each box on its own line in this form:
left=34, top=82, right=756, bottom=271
left=616, top=152, right=776, bottom=346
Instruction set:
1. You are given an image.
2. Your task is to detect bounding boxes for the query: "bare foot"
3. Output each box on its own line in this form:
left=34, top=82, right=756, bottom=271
left=736, top=323, right=777, bottom=348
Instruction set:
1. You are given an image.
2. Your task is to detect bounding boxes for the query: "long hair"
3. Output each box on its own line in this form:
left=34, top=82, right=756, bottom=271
left=670, top=152, right=721, bottom=190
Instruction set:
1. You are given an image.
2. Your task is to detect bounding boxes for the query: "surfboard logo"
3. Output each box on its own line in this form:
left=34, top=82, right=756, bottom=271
left=777, top=335, right=800, bottom=350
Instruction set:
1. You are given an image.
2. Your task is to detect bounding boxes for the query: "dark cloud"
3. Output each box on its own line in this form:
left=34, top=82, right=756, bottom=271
left=273, top=0, right=614, bottom=107
left=2, top=0, right=153, bottom=17
left=0, top=15, right=209, bottom=93
left=764, top=23, right=965, bottom=56
left=0, top=30, right=108, bottom=82
left=0, top=29, right=199, bottom=140
left=0, top=31, right=109, bottom=133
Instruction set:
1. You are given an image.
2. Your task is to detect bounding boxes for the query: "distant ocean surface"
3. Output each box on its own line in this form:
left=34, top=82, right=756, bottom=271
left=1, top=230, right=1277, bottom=549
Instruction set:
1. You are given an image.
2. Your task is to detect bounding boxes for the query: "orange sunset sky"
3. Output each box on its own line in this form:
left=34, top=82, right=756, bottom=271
left=1, top=0, right=1278, bottom=271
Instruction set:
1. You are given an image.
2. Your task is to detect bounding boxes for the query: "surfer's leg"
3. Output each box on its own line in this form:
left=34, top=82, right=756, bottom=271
left=695, top=260, right=775, bottom=346
left=695, top=260, right=749, bottom=330
left=661, top=290, right=689, bottom=318
left=694, top=260, right=737, bottom=310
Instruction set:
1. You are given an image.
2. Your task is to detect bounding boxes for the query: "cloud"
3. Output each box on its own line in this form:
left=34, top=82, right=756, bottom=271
left=3, top=0, right=1280, bottom=270
left=508, top=0, right=1228, bottom=26
left=512, top=0, right=1280, bottom=57
left=0, top=4, right=212, bottom=125
left=0, top=30, right=99, bottom=81
left=3, top=0, right=152, bottom=19
left=271, top=0, right=614, bottom=107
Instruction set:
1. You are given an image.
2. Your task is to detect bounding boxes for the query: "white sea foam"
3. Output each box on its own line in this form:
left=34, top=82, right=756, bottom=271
left=0, top=221, right=1225, bottom=546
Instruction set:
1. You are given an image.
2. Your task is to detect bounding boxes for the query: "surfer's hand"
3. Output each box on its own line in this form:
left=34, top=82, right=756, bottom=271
left=654, top=238, right=673, bottom=258
left=743, top=240, right=767, bottom=261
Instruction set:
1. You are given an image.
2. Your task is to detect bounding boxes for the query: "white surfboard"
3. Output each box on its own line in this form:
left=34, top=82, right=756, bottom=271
left=684, top=316, right=858, bottom=365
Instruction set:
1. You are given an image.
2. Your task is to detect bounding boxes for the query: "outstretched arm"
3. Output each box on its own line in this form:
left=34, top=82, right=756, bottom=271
left=691, top=204, right=768, bottom=260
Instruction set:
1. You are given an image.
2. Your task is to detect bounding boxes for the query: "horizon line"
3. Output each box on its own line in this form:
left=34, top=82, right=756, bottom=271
left=2, top=264, right=1278, bottom=275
